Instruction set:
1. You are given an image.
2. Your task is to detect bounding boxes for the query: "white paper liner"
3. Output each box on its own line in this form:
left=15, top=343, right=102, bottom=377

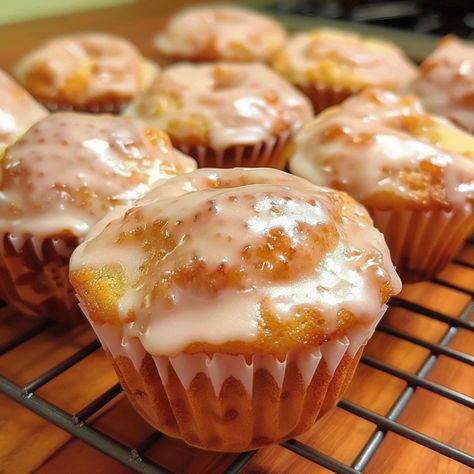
left=368, top=204, right=474, bottom=281
left=0, top=233, right=80, bottom=321
left=178, top=131, right=292, bottom=169
left=87, top=304, right=388, bottom=397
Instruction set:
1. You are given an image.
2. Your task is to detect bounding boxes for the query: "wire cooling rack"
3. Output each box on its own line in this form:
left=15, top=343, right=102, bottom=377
left=0, top=238, right=473, bottom=473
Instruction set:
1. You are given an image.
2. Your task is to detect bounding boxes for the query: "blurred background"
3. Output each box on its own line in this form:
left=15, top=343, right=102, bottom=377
left=274, top=0, right=474, bottom=38
left=0, top=0, right=133, bottom=25
left=0, top=0, right=472, bottom=71
left=1, top=0, right=473, bottom=38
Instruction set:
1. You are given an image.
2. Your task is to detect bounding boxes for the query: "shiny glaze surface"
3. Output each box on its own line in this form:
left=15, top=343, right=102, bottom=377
left=70, top=168, right=401, bottom=357
left=273, top=29, right=417, bottom=89
left=0, top=70, right=47, bottom=151
left=412, top=36, right=474, bottom=133
left=0, top=113, right=196, bottom=237
left=126, top=62, right=313, bottom=149
left=15, top=33, right=157, bottom=108
left=154, top=6, right=286, bottom=62
left=290, top=89, right=474, bottom=210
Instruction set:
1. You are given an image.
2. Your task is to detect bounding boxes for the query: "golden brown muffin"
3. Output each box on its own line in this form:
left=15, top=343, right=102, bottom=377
left=15, top=33, right=158, bottom=113
left=70, top=167, right=400, bottom=451
left=273, top=29, right=417, bottom=113
left=126, top=62, right=313, bottom=169
left=290, top=88, right=474, bottom=282
left=154, top=6, right=286, bottom=63
left=0, top=113, right=196, bottom=322
left=411, top=35, right=474, bottom=133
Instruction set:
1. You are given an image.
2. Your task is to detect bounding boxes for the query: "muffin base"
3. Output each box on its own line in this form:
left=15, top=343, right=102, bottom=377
left=110, top=347, right=363, bottom=451
left=0, top=233, right=83, bottom=323
left=368, top=205, right=474, bottom=283
left=87, top=311, right=385, bottom=452
left=298, top=84, right=357, bottom=114
left=178, top=133, right=292, bottom=170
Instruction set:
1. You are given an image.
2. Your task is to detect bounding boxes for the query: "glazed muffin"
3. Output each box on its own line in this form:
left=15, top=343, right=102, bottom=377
left=70, top=167, right=400, bottom=451
left=290, top=88, right=474, bottom=282
left=411, top=36, right=474, bottom=133
left=0, top=70, right=47, bottom=152
left=126, top=62, right=313, bottom=169
left=154, top=6, right=286, bottom=63
left=273, top=29, right=417, bottom=113
left=15, top=33, right=158, bottom=113
left=0, top=113, right=196, bottom=322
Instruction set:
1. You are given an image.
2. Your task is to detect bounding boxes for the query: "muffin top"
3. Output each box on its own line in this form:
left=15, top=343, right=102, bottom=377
left=290, top=88, right=474, bottom=211
left=125, top=62, right=313, bottom=149
left=154, top=6, right=286, bottom=62
left=0, top=113, right=196, bottom=238
left=0, top=70, right=47, bottom=152
left=15, top=33, right=158, bottom=110
left=411, top=36, right=474, bottom=133
left=273, top=29, right=417, bottom=89
left=70, top=167, right=401, bottom=358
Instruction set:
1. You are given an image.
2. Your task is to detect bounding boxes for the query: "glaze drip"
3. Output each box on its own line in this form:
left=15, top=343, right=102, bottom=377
left=411, top=36, right=474, bottom=133
left=290, top=88, right=474, bottom=210
left=0, top=113, right=196, bottom=237
left=272, top=29, right=417, bottom=89
left=70, top=168, right=401, bottom=356
left=154, top=6, right=286, bottom=62
left=125, top=62, right=313, bottom=149
left=15, top=33, right=158, bottom=107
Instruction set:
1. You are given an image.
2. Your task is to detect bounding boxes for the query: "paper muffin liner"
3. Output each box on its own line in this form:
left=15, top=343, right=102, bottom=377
left=85, top=306, right=386, bottom=451
left=0, top=233, right=83, bottom=323
left=367, top=204, right=474, bottom=283
left=177, top=132, right=292, bottom=170
left=40, top=99, right=128, bottom=114
left=298, top=84, right=358, bottom=114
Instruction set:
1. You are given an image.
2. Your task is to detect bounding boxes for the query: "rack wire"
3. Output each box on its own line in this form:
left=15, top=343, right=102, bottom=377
left=0, top=238, right=473, bottom=473
left=0, top=5, right=471, bottom=471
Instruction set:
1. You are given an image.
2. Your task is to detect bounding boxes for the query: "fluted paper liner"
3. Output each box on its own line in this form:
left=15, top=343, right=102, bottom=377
left=299, top=84, right=358, bottom=114
left=178, top=131, right=292, bottom=170
left=85, top=305, right=387, bottom=451
left=40, top=99, right=126, bottom=114
left=367, top=204, right=474, bottom=282
left=0, top=233, right=82, bottom=322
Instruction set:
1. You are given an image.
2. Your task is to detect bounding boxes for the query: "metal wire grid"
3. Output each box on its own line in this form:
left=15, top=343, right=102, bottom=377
left=0, top=255, right=473, bottom=473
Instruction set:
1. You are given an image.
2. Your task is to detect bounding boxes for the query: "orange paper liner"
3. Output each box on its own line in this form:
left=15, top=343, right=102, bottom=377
left=0, top=233, right=83, bottom=323
left=177, top=132, right=292, bottom=170
left=87, top=307, right=386, bottom=452
left=367, top=204, right=474, bottom=283
left=298, top=84, right=358, bottom=114
left=39, top=98, right=128, bottom=114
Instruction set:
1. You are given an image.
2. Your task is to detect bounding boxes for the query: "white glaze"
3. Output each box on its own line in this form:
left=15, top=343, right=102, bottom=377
left=0, top=113, right=196, bottom=237
left=273, top=29, right=417, bottom=89
left=15, top=33, right=158, bottom=107
left=411, top=36, right=474, bottom=133
left=0, top=70, right=47, bottom=151
left=126, top=62, right=313, bottom=149
left=290, top=88, right=474, bottom=209
left=154, top=6, right=286, bottom=61
left=71, top=168, right=401, bottom=356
